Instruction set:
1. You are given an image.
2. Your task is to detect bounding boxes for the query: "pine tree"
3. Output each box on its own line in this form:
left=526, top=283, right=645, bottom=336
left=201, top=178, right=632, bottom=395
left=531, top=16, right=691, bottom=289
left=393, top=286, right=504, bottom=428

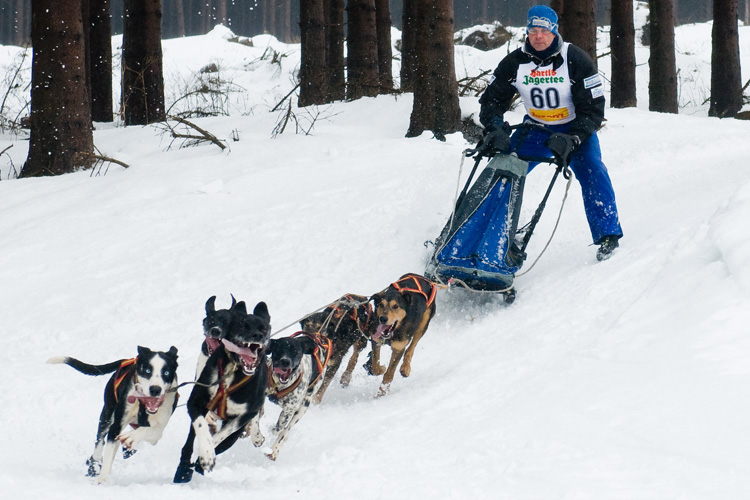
left=21, top=0, right=93, bottom=177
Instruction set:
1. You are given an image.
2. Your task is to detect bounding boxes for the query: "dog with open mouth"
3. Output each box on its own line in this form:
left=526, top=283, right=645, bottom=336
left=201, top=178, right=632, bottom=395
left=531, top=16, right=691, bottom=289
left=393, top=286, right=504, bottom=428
left=173, top=301, right=271, bottom=483
left=47, top=346, right=179, bottom=484
left=368, top=273, right=437, bottom=397
left=197, top=295, right=247, bottom=378
left=244, top=331, right=331, bottom=460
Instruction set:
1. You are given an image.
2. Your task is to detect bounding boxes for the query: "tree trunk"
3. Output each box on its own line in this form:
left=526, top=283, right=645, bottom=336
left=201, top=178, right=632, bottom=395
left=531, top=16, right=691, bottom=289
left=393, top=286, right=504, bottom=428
left=122, top=0, right=166, bottom=125
left=406, top=0, right=461, bottom=140
left=299, top=0, right=328, bottom=106
left=558, top=0, right=597, bottom=64
left=346, top=0, right=379, bottom=100
left=375, top=0, right=393, bottom=93
left=648, top=0, right=678, bottom=113
left=90, top=0, right=113, bottom=122
left=282, top=0, right=292, bottom=41
left=326, top=0, right=346, bottom=100
left=610, top=0, right=636, bottom=108
left=709, top=0, right=743, bottom=117
left=176, top=0, right=186, bottom=37
left=22, top=0, right=93, bottom=177
left=400, top=0, right=418, bottom=92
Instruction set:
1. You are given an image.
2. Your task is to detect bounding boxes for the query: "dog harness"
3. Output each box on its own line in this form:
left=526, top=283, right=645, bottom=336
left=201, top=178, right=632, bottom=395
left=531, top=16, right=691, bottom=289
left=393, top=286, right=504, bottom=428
left=332, top=294, right=373, bottom=335
left=268, top=332, right=332, bottom=401
left=207, top=358, right=251, bottom=420
left=391, top=274, right=437, bottom=308
left=113, top=357, right=137, bottom=403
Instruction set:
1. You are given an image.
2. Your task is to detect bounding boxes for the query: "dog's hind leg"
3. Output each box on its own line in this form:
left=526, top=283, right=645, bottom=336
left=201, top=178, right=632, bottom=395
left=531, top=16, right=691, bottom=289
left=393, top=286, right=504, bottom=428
left=97, top=439, right=119, bottom=484
left=87, top=400, right=116, bottom=476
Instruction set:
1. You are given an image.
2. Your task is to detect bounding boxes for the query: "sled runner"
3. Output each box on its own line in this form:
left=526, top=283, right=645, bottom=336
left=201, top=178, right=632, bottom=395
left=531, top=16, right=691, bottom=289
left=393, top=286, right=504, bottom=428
left=425, top=122, right=574, bottom=303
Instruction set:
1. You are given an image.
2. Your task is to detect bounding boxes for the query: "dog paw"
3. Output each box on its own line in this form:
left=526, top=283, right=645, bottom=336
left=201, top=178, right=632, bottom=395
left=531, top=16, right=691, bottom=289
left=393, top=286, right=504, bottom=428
left=86, top=457, right=102, bottom=477
left=197, top=451, right=216, bottom=474
left=339, top=373, right=351, bottom=387
left=121, top=446, right=138, bottom=459
left=116, top=432, right=136, bottom=450
left=400, top=364, right=411, bottom=378
left=376, top=384, right=390, bottom=398
left=265, top=450, right=278, bottom=461
left=371, top=364, right=386, bottom=376
left=173, top=463, right=194, bottom=484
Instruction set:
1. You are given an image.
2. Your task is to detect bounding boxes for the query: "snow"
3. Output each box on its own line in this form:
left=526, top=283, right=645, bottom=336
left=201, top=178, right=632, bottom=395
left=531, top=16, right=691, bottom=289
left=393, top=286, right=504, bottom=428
left=2, top=8, right=750, bottom=499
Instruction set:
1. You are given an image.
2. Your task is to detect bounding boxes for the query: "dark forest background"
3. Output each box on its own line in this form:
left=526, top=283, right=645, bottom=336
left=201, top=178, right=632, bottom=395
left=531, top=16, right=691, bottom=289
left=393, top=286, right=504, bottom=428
left=1, top=0, right=747, bottom=46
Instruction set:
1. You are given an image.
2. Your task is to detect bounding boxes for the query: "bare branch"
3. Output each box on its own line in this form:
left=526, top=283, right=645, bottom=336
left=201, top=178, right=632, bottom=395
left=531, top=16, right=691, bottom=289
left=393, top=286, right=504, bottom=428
left=166, top=115, right=227, bottom=150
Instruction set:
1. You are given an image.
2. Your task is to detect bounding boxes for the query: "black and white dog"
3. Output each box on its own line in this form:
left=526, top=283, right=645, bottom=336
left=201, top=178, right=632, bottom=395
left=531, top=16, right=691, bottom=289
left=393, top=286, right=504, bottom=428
left=197, top=295, right=246, bottom=377
left=174, top=301, right=271, bottom=483
left=47, top=346, right=179, bottom=483
left=245, top=331, right=331, bottom=461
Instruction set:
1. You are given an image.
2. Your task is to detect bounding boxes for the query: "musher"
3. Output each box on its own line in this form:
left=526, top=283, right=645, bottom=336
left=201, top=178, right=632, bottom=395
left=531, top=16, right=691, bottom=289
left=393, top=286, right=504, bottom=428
left=478, top=4, right=623, bottom=261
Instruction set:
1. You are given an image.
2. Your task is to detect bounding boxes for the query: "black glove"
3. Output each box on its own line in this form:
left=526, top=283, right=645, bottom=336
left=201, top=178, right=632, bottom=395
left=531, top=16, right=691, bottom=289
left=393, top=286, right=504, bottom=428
left=545, top=133, right=580, bottom=163
left=481, top=121, right=511, bottom=155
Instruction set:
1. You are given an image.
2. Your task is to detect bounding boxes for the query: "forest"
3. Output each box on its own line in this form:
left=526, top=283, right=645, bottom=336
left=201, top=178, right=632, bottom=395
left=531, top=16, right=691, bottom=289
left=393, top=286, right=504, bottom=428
left=1, top=0, right=748, bottom=45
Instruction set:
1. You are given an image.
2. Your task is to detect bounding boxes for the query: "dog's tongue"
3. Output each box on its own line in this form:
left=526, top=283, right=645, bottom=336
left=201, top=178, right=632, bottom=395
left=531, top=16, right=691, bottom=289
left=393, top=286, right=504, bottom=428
left=274, top=367, right=292, bottom=382
left=373, top=324, right=391, bottom=341
left=205, top=337, right=221, bottom=352
left=222, top=339, right=259, bottom=370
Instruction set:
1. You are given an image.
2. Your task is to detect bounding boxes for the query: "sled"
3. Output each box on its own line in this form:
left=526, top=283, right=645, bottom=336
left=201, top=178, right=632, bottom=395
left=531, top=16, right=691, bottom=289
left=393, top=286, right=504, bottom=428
left=425, top=122, right=573, bottom=304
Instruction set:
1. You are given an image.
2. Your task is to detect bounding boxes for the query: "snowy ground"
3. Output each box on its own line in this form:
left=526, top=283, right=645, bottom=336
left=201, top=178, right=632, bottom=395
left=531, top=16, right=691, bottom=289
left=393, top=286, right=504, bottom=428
left=1, top=8, right=750, bottom=499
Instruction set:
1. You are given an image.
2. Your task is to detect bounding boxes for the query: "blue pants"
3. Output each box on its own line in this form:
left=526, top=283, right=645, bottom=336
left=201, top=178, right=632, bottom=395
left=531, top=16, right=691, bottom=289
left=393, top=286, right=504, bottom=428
left=510, top=123, right=623, bottom=245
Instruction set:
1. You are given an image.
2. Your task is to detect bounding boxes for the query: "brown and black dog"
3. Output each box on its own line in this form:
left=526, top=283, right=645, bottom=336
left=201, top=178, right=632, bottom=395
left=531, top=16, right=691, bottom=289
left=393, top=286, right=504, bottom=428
left=369, top=273, right=437, bottom=397
left=300, top=294, right=376, bottom=404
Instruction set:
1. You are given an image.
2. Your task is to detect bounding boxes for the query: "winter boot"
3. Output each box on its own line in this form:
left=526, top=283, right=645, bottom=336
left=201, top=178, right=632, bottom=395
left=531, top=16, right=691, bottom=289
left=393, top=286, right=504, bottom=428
left=596, top=235, right=620, bottom=261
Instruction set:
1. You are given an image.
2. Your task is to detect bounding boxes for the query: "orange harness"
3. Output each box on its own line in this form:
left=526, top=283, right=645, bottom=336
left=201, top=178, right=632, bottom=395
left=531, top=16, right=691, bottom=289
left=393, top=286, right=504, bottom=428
left=332, top=294, right=373, bottom=335
left=268, top=332, right=332, bottom=400
left=391, top=274, right=437, bottom=308
left=113, top=357, right=137, bottom=403
left=206, top=359, right=251, bottom=420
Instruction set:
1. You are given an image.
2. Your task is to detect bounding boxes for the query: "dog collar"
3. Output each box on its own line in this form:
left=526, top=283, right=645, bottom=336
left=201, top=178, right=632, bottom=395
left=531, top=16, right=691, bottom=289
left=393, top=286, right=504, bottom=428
left=269, top=371, right=304, bottom=400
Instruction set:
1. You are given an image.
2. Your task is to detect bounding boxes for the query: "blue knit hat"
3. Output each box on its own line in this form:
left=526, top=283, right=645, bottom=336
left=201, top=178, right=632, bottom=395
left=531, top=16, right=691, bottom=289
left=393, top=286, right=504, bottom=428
left=527, top=5, right=559, bottom=35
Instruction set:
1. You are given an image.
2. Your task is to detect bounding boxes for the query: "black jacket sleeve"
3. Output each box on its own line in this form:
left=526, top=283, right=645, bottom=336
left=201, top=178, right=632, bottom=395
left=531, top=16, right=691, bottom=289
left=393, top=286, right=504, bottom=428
left=566, top=44, right=605, bottom=142
left=478, top=50, right=524, bottom=129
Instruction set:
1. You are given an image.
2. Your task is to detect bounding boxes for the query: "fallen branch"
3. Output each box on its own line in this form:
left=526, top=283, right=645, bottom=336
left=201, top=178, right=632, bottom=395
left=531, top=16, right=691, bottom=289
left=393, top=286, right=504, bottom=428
left=166, top=115, right=227, bottom=150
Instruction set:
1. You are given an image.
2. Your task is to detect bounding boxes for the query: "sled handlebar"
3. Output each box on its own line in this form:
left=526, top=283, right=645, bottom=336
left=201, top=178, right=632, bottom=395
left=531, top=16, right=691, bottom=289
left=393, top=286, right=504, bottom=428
left=468, top=121, right=574, bottom=169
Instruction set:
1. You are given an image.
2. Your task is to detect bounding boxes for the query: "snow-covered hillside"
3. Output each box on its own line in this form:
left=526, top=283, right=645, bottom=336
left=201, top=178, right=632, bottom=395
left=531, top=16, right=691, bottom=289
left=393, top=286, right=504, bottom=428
left=1, top=10, right=749, bottom=499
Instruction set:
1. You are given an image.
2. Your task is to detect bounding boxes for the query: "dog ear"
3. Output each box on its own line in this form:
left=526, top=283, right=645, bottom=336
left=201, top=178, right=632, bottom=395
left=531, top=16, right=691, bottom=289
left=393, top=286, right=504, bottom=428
left=137, top=345, right=151, bottom=357
left=298, top=336, right=317, bottom=355
left=253, top=301, right=271, bottom=323
left=206, top=296, right=217, bottom=315
left=267, top=338, right=279, bottom=354
left=167, top=346, right=178, bottom=360
left=233, top=301, right=248, bottom=315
